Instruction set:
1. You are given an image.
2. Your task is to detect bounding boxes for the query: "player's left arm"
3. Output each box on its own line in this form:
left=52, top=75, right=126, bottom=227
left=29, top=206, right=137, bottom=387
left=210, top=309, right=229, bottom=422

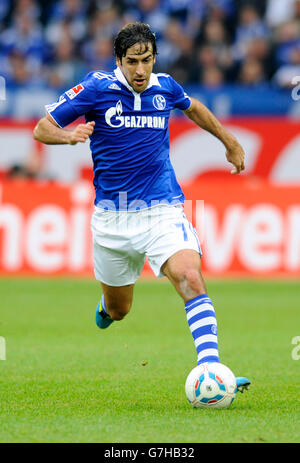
left=184, top=97, right=245, bottom=174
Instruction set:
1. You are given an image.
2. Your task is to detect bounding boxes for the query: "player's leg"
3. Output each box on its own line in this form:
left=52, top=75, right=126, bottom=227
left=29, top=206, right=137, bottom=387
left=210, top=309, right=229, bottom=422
left=144, top=205, right=250, bottom=390
left=162, top=248, right=251, bottom=392
left=162, top=249, right=220, bottom=365
left=101, top=282, right=135, bottom=321
left=145, top=206, right=219, bottom=365
left=91, top=208, right=145, bottom=329
left=95, top=282, right=134, bottom=329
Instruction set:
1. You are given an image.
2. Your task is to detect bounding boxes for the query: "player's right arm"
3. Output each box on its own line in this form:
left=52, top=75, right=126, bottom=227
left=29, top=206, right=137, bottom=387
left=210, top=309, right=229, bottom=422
left=33, top=114, right=95, bottom=145
left=34, top=73, right=97, bottom=145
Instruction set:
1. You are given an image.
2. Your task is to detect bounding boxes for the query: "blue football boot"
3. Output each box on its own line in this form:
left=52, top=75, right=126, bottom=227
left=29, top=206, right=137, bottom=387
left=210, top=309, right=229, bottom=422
left=236, top=376, right=251, bottom=393
left=95, top=300, right=114, bottom=329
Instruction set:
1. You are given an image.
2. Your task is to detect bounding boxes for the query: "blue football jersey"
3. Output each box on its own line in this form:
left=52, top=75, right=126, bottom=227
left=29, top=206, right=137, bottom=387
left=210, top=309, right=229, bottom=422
left=45, top=67, right=191, bottom=210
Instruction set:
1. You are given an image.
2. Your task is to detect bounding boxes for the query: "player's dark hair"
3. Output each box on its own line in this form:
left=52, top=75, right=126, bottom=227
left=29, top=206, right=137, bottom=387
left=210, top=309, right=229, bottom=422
left=114, top=22, right=157, bottom=60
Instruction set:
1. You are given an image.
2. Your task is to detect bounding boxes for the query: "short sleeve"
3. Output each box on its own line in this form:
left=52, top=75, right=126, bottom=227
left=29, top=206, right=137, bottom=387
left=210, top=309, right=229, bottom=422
left=170, top=77, right=191, bottom=111
left=45, top=73, right=96, bottom=127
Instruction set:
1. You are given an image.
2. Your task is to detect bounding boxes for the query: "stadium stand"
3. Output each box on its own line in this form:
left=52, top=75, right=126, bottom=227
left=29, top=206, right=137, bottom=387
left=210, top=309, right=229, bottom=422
left=0, top=0, right=299, bottom=118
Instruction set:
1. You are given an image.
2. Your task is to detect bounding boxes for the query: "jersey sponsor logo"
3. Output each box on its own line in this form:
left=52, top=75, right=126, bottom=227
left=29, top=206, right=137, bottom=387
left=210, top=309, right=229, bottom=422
left=105, top=100, right=165, bottom=129
left=105, top=100, right=123, bottom=127
left=116, top=99, right=122, bottom=116
left=66, top=84, right=84, bottom=100
left=153, top=94, right=166, bottom=110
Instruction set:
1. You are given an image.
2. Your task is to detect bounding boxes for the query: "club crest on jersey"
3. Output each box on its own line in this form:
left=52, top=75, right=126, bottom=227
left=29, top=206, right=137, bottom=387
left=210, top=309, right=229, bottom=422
left=153, top=94, right=166, bottom=110
left=66, top=84, right=84, bottom=100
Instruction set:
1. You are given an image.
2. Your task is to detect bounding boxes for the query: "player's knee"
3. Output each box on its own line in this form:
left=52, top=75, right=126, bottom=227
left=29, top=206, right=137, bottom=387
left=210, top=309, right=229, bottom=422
left=176, top=268, right=205, bottom=298
left=182, top=268, right=201, bottom=289
left=107, top=302, right=131, bottom=321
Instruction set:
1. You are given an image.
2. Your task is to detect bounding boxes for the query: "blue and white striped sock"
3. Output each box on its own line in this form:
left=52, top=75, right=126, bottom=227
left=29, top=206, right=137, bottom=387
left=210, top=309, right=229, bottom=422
left=185, top=294, right=219, bottom=365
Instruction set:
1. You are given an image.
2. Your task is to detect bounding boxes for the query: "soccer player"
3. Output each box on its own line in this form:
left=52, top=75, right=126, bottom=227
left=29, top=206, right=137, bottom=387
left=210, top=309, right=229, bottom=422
left=33, top=22, right=250, bottom=393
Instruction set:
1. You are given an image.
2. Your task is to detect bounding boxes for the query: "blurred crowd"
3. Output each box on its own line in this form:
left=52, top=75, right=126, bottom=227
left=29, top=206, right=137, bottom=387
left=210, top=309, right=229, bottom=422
left=0, top=0, right=300, bottom=92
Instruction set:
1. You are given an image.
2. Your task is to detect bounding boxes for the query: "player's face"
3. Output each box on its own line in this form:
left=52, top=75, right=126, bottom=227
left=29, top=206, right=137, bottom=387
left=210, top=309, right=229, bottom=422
left=117, top=42, right=156, bottom=93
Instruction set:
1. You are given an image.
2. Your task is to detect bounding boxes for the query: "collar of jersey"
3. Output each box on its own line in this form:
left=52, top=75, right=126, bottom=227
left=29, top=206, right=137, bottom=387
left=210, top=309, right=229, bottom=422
left=114, top=67, right=161, bottom=94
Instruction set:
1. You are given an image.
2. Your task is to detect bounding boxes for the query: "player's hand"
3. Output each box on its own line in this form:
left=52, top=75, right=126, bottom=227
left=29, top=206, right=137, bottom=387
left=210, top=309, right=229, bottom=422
left=225, top=141, right=245, bottom=174
left=69, top=121, right=95, bottom=145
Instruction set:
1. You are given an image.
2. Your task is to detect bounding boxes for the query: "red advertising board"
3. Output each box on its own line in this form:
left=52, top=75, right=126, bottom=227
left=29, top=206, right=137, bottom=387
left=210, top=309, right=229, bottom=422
left=183, top=178, right=300, bottom=277
left=0, top=180, right=94, bottom=275
left=0, top=178, right=299, bottom=277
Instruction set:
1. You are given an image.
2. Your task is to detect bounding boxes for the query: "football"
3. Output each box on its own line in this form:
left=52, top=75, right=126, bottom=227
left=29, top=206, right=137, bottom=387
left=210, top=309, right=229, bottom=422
left=185, top=362, right=237, bottom=409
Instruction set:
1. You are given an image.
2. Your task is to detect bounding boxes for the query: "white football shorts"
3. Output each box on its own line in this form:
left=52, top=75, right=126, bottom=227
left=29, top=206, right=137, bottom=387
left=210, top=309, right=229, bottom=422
left=91, top=204, right=202, bottom=286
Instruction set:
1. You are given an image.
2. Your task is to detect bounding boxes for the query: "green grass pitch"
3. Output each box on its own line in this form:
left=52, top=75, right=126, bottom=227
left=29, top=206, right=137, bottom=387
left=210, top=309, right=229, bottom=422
left=0, top=277, right=299, bottom=443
